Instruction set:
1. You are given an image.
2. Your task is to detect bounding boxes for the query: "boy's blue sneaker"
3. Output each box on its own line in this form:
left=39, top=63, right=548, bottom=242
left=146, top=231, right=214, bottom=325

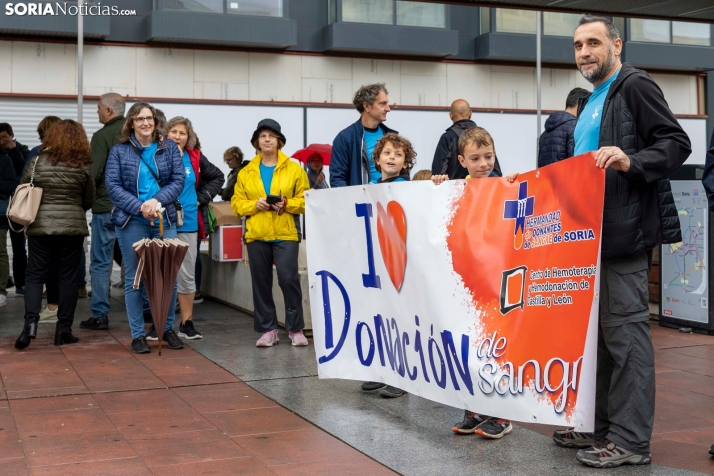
left=476, top=417, right=512, bottom=439
left=452, top=410, right=488, bottom=434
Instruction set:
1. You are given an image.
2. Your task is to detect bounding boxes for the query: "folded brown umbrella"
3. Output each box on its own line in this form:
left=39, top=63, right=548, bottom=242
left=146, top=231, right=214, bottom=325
left=133, top=212, right=189, bottom=355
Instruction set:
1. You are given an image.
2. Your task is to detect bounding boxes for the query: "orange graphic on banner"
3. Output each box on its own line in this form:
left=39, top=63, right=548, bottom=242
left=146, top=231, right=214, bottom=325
left=445, top=153, right=605, bottom=416
left=377, top=201, right=408, bottom=292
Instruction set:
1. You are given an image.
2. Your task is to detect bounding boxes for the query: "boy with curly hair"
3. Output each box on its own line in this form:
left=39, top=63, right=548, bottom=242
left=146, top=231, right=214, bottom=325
left=373, top=132, right=416, bottom=184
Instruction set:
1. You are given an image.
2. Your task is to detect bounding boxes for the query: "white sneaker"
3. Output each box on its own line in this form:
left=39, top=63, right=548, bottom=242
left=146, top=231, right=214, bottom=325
left=39, top=305, right=58, bottom=321
left=0, top=295, right=6, bottom=307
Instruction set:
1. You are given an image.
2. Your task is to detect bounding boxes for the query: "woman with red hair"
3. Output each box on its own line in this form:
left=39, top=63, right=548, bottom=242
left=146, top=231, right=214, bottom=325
left=15, top=119, right=95, bottom=349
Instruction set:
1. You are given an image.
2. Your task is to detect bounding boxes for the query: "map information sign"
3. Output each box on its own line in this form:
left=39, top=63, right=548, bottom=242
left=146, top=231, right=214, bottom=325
left=661, top=180, right=709, bottom=324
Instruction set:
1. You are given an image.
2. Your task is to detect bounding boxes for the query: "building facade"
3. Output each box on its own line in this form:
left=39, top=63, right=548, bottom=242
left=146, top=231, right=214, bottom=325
left=0, top=0, right=711, bottom=175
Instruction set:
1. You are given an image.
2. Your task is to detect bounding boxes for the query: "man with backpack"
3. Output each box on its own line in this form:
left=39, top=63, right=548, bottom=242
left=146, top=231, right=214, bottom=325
left=431, top=100, right=501, bottom=178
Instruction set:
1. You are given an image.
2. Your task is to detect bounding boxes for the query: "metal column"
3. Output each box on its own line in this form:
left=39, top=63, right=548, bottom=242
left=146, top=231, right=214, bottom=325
left=77, top=0, right=84, bottom=123
left=536, top=10, right=542, bottom=161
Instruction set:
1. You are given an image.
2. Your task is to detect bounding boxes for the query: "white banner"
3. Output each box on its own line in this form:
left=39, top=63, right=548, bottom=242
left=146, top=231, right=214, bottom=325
left=306, top=155, right=604, bottom=430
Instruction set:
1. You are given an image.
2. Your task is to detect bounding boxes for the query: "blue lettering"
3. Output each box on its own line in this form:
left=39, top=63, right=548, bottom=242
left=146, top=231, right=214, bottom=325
left=391, top=318, right=406, bottom=377
left=355, top=203, right=381, bottom=289
left=374, top=314, right=397, bottom=370
left=441, top=330, right=474, bottom=395
left=402, top=332, right=418, bottom=380
left=356, top=321, right=375, bottom=366
left=428, top=325, right=447, bottom=389
left=414, top=316, right=430, bottom=383
left=316, top=271, right=351, bottom=364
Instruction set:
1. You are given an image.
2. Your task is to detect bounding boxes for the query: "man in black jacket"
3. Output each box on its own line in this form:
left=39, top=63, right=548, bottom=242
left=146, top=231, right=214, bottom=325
left=0, top=123, right=30, bottom=295
left=0, top=150, right=18, bottom=306
left=537, top=87, right=590, bottom=167
left=551, top=15, right=691, bottom=469
left=702, top=129, right=714, bottom=211
left=431, top=99, right=501, bottom=178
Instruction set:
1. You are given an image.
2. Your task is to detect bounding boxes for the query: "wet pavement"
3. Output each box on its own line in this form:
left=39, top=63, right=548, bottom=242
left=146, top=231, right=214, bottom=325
left=1, top=285, right=713, bottom=475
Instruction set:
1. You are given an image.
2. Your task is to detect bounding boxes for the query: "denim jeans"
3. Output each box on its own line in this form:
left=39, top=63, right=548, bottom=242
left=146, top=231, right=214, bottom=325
left=116, top=218, right=178, bottom=339
left=78, top=243, right=87, bottom=285
left=90, top=213, right=116, bottom=318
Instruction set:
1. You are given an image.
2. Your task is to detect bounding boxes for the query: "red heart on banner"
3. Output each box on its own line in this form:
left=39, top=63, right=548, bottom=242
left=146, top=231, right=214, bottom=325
left=376, top=201, right=407, bottom=291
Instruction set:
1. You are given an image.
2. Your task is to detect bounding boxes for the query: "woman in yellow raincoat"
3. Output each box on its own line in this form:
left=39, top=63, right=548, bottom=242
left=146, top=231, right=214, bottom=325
left=232, top=119, right=310, bottom=348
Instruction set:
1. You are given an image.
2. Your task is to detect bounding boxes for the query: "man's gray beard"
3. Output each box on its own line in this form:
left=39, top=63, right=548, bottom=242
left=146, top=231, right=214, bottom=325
left=579, top=46, right=616, bottom=84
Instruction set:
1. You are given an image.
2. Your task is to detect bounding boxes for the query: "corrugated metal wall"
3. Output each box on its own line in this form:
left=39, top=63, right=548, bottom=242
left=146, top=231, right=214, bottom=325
left=0, top=97, right=104, bottom=147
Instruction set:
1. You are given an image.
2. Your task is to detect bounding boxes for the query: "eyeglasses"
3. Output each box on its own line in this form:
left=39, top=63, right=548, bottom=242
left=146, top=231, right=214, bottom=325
left=134, top=116, right=155, bottom=124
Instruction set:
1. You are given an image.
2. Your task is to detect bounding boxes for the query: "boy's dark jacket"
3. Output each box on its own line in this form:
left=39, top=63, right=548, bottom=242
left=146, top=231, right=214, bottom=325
left=330, top=119, right=396, bottom=187
left=377, top=174, right=411, bottom=184
left=431, top=119, right=503, bottom=179
left=538, top=111, right=576, bottom=168
left=576, top=62, right=690, bottom=261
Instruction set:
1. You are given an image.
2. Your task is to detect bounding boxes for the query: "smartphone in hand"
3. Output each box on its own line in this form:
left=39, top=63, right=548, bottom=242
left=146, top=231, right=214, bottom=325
left=266, top=194, right=282, bottom=205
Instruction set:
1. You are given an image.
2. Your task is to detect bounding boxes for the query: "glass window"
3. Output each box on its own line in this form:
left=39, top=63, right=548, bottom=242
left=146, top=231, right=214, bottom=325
left=613, top=17, right=626, bottom=38
left=162, top=0, right=223, bottom=14
left=396, top=1, right=445, bottom=28
left=329, top=0, right=337, bottom=23
left=480, top=7, right=490, bottom=35
left=226, top=0, right=282, bottom=17
left=496, top=9, right=536, bottom=34
left=342, top=0, right=393, bottom=25
left=673, top=21, right=711, bottom=46
left=543, top=12, right=580, bottom=37
left=630, top=18, right=670, bottom=43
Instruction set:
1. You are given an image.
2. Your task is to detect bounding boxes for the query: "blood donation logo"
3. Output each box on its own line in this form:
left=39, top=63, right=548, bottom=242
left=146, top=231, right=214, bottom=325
left=500, top=265, right=527, bottom=314
left=503, top=182, right=535, bottom=250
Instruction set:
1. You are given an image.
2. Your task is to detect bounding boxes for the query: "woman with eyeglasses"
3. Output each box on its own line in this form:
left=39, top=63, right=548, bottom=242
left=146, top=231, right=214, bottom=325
left=105, top=102, right=185, bottom=354
left=220, top=146, right=246, bottom=201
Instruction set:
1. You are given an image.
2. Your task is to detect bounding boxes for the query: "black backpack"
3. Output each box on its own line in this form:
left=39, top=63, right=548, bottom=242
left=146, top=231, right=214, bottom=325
left=443, top=121, right=502, bottom=179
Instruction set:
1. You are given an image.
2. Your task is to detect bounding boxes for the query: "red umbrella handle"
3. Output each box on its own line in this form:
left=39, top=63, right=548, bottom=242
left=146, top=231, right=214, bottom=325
left=158, top=210, right=164, bottom=238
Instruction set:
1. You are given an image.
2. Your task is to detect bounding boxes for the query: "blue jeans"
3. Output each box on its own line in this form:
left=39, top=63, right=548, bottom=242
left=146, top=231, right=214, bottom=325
left=116, top=218, right=178, bottom=339
left=78, top=247, right=86, bottom=285
left=90, top=213, right=116, bottom=318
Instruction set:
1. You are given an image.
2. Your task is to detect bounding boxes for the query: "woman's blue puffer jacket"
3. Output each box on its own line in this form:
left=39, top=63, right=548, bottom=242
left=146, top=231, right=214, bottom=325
left=105, top=133, right=185, bottom=228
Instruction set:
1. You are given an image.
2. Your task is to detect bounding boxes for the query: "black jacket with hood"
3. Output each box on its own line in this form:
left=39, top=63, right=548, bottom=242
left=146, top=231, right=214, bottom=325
left=576, top=62, right=691, bottom=261
left=538, top=111, right=576, bottom=167
left=431, top=119, right=502, bottom=179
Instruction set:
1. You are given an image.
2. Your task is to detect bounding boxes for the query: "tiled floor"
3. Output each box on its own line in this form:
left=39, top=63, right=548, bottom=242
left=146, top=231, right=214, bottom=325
left=520, top=322, right=714, bottom=475
left=0, top=302, right=395, bottom=475
left=3, top=285, right=714, bottom=475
